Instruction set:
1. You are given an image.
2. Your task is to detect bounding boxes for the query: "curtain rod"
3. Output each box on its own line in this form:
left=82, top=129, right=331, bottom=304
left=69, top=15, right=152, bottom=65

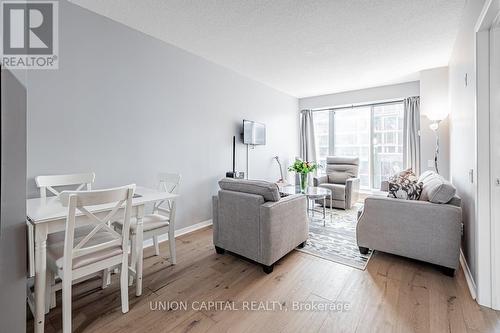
left=301, top=98, right=408, bottom=113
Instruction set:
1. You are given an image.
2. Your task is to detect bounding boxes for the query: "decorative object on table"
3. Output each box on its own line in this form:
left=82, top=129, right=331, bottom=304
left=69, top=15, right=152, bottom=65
left=288, top=159, right=318, bottom=192
left=296, top=203, right=372, bottom=270
left=357, top=170, right=461, bottom=276
left=387, top=168, right=423, bottom=200
left=313, top=156, right=360, bottom=210
left=429, top=119, right=441, bottom=174
left=273, top=156, right=288, bottom=185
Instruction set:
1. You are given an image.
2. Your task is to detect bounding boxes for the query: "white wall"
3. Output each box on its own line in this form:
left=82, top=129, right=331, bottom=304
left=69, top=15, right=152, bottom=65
left=449, top=0, right=487, bottom=283
left=25, top=1, right=299, bottom=230
left=299, top=81, right=420, bottom=110
left=419, top=67, right=450, bottom=180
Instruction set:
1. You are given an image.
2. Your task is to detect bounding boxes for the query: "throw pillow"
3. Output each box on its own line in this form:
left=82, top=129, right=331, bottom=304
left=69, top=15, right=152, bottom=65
left=387, top=168, right=423, bottom=200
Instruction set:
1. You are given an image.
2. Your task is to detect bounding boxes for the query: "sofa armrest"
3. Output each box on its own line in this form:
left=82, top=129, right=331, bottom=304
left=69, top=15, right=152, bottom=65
left=357, top=195, right=462, bottom=268
left=259, top=194, right=309, bottom=265
left=313, top=175, right=328, bottom=186
left=345, top=177, right=360, bottom=209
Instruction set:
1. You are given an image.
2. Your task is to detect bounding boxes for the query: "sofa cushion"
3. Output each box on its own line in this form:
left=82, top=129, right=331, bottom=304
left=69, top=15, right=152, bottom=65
left=325, top=156, right=359, bottom=182
left=387, top=168, right=422, bottom=200
left=387, top=181, right=423, bottom=200
left=317, top=183, right=346, bottom=201
left=218, top=178, right=281, bottom=202
left=327, top=172, right=354, bottom=185
left=418, top=171, right=456, bottom=204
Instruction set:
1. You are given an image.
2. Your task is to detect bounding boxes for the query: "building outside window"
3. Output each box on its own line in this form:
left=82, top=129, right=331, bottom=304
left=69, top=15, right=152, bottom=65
left=313, top=101, right=405, bottom=190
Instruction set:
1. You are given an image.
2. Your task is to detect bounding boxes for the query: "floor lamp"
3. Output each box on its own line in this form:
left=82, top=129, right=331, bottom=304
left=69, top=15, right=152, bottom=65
left=429, top=120, right=441, bottom=174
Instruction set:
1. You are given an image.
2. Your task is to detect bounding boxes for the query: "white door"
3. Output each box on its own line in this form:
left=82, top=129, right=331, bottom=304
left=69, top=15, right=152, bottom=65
left=490, top=23, right=500, bottom=310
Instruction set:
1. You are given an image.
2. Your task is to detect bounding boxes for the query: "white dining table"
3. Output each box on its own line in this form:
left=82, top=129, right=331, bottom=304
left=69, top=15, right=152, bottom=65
left=26, top=186, right=178, bottom=333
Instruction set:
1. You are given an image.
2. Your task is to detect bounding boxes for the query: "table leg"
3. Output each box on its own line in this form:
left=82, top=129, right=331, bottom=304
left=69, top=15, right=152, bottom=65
left=330, top=191, right=333, bottom=221
left=34, top=224, right=48, bottom=333
left=168, top=201, right=177, bottom=265
left=323, top=197, right=326, bottom=226
left=135, top=205, right=144, bottom=297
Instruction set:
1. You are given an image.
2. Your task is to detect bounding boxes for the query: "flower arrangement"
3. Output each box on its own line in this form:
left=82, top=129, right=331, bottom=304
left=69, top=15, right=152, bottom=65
left=288, top=159, right=318, bottom=191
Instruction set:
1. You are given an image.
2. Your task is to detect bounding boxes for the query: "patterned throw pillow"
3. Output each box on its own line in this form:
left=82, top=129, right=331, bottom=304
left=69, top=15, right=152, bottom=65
left=387, top=168, right=423, bottom=200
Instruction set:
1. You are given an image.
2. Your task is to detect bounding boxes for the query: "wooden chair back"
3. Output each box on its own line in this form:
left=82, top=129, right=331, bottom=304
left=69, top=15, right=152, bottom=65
left=58, top=185, right=135, bottom=272
left=35, top=172, right=96, bottom=198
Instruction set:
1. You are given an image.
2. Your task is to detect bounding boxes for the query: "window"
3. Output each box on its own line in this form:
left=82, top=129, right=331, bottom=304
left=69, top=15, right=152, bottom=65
left=313, top=102, right=405, bottom=190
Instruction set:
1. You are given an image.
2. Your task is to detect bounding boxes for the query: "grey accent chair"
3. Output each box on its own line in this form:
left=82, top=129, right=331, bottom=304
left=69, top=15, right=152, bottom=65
left=357, top=171, right=462, bottom=276
left=212, top=178, right=309, bottom=273
left=313, top=156, right=360, bottom=209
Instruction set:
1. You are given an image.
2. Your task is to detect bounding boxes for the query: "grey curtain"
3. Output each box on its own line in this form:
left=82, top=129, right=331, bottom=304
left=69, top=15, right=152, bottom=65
left=404, top=96, right=421, bottom=175
left=299, top=110, right=317, bottom=163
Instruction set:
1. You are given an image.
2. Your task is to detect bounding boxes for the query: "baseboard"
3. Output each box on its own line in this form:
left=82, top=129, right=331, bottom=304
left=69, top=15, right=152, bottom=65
left=143, top=219, right=212, bottom=248
left=460, top=249, right=477, bottom=300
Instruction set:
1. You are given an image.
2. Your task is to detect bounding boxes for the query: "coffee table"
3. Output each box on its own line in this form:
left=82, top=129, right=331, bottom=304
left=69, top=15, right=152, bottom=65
left=279, top=185, right=332, bottom=226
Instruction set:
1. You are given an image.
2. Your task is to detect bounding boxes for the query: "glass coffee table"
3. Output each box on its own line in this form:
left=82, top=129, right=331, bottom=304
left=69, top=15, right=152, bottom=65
left=279, top=185, right=332, bottom=226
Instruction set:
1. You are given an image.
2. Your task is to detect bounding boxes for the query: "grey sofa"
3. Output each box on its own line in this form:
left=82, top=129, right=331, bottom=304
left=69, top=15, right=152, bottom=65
left=313, top=156, right=360, bottom=209
left=212, top=178, right=308, bottom=273
left=357, top=171, right=462, bottom=276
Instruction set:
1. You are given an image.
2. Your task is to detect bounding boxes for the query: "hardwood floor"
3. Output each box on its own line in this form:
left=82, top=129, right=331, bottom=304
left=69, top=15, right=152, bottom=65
left=28, top=227, right=500, bottom=333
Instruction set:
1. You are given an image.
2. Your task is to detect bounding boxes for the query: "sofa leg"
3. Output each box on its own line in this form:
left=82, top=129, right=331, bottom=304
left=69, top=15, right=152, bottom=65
left=441, top=266, right=455, bottom=277
left=358, top=246, right=369, bottom=255
left=297, top=241, right=306, bottom=249
left=215, top=246, right=225, bottom=255
left=262, top=264, right=274, bottom=274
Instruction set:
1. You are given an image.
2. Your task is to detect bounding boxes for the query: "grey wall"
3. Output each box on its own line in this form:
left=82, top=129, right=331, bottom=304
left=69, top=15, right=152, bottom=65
left=25, top=1, right=298, bottom=229
left=0, top=69, right=27, bottom=333
left=448, top=0, right=486, bottom=281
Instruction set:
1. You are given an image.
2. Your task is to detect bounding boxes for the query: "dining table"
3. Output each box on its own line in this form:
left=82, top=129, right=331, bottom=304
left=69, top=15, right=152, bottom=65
left=26, top=185, right=178, bottom=333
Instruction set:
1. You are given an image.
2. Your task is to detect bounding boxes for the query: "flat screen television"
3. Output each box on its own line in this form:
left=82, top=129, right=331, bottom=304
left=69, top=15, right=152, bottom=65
left=243, top=120, right=266, bottom=145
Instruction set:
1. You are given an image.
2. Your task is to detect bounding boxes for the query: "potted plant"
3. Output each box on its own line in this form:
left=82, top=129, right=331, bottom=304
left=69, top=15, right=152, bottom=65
left=288, top=159, right=318, bottom=192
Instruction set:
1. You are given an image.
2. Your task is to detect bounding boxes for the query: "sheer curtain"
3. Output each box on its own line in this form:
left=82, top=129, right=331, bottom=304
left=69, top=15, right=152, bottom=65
left=300, top=109, right=317, bottom=163
left=403, top=96, right=421, bottom=175
left=299, top=110, right=317, bottom=183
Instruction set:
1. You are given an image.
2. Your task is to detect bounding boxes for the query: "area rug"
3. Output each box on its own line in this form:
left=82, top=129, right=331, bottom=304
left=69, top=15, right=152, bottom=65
left=296, top=204, right=373, bottom=270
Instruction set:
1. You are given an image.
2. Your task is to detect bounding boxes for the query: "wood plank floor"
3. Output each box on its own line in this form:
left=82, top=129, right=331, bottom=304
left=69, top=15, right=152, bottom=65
left=28, top=227, right=500, bottom=333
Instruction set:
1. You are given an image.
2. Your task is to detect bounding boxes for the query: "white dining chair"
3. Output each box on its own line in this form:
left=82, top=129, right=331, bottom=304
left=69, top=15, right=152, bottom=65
left=47, top=185, right=134, bottom=333
left=115, top=173, right=179, bottom=283
left=29, top=172, right=112, bottom=312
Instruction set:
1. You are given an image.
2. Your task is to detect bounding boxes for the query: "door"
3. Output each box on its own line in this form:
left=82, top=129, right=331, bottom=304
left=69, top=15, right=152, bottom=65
left=490, top=22, right=500, bottom=310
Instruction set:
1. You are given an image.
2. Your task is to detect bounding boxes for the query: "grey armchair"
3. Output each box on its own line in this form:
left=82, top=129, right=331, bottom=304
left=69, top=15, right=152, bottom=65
left=313, top=156, right=360, bottom=209
left=212, top=178, right=309, bottom=273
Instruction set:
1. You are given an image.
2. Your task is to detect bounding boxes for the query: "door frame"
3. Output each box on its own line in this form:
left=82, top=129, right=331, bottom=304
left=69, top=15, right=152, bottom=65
left=475, top=0, right=500, bottom=309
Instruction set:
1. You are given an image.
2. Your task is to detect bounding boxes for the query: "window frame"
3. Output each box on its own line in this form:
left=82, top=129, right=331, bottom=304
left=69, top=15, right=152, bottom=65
left=313, top=100, right=406, bottom=191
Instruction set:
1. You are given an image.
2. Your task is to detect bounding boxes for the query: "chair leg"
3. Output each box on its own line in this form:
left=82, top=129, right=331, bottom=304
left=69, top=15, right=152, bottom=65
left=168, top=227, right=176, bottom=265
left=153, top=235, right=160, bottom=256
left=120, top=258, right=129, bottom=313
left=129, top=234, right=137, bottom=286
left=62, top=275, right=72, bottom=333
left=50, top=274, right=56, bottom=309
left=45, top=271, right=53, bottom=314
left=101, top=269, right=111, bottom=289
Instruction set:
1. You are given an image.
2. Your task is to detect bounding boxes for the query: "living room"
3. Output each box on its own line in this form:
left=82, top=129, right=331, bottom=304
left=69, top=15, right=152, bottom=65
left=1, top=0, right=500, bottom=332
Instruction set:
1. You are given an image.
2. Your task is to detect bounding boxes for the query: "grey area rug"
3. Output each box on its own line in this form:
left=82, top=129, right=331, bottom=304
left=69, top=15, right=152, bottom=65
left=296, top=204, right=373, bottom=270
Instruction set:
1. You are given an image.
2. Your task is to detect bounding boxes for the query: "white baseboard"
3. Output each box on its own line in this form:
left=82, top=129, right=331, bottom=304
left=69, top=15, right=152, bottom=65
left=460, top=249, right=477, bottom=300
left=142, top=219, right=212, bottom=248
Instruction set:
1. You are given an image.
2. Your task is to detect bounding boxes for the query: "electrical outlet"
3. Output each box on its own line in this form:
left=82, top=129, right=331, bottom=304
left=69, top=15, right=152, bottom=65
left=427, top=160, right=434, bottom=168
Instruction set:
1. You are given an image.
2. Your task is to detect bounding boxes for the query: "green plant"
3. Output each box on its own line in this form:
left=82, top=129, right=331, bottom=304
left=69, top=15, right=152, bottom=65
left=288, top=159, right=318, bottom=174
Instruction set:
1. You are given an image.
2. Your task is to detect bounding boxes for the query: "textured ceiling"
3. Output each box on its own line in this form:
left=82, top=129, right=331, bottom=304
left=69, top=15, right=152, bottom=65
left=69, top=0, right=466, bottom=98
